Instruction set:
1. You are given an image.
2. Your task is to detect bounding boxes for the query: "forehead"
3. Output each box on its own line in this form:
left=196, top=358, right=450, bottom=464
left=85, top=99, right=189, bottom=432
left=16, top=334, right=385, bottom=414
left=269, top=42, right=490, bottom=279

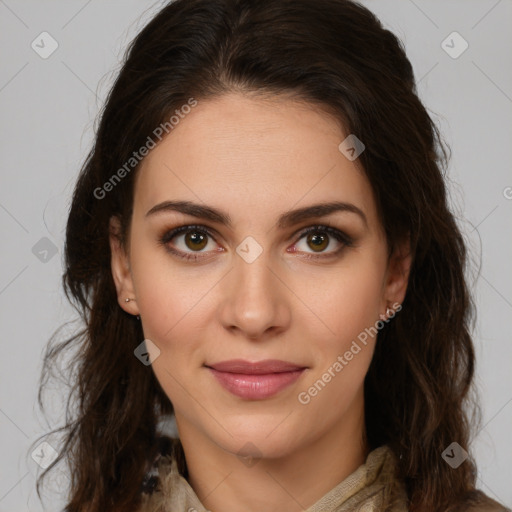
left=133, top=93, right=378, bottom=228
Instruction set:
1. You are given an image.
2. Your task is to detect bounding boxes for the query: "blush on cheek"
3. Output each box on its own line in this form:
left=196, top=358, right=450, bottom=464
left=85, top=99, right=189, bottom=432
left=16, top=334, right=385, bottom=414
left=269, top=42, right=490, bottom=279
left=326, top=288, right=382, bottom=343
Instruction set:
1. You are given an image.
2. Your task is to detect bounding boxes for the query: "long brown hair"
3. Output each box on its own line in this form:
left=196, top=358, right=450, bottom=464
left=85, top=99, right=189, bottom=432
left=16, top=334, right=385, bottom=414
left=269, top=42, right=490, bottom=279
left=32, top=0, right=496, bottom=510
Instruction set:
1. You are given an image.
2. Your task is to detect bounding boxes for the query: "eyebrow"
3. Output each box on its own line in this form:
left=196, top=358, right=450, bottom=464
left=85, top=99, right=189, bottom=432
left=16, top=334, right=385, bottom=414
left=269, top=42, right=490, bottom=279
left=145, top=200, right=367, bottom=229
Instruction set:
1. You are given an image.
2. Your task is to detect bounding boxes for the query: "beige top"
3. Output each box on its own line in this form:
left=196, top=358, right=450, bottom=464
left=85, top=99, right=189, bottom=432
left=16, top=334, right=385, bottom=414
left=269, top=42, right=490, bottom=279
left=136, top=441, right=508, bottom=512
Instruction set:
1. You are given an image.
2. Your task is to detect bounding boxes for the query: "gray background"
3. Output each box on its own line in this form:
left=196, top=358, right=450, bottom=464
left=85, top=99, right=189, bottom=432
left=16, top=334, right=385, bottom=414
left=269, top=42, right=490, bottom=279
left=0, top=0, right=511, bottom=510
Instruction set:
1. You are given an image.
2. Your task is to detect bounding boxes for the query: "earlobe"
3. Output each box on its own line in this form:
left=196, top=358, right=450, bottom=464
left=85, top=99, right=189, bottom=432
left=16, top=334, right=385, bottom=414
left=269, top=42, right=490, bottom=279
left=384, top=239, right=412, bottom=307
left=109, top=216, right=139, bottom=315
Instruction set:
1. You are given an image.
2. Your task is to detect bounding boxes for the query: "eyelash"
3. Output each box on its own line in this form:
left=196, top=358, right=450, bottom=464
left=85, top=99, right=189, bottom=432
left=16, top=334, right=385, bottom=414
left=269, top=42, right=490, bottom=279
left=158, top=224, right=354, bottom=262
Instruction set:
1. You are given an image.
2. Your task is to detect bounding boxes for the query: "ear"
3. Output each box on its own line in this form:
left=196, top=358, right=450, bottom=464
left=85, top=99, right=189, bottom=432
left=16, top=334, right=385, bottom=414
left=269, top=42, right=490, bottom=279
left=381, top=238, right=412, bottom=313
left=109, top=216, right=139, bottom=316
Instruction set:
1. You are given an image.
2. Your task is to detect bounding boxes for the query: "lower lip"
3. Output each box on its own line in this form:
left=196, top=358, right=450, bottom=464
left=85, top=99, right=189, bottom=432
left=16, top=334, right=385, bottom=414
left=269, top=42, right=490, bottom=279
left=207, top=368, right=305, bottom=400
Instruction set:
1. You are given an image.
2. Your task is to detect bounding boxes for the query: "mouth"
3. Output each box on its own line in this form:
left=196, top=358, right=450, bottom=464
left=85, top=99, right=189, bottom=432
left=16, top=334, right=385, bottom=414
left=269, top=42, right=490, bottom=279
left=205, top=359, right=307, bottom=400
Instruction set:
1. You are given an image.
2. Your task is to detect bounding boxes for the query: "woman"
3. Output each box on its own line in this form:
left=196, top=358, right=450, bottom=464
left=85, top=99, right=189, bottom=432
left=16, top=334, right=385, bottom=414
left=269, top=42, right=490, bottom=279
left=32, top=0, right=509, bottom=511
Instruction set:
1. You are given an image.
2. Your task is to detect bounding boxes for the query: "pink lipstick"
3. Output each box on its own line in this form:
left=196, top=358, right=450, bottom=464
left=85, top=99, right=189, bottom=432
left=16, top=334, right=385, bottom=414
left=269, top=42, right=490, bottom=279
left=206, top=359, right=306, bottom=400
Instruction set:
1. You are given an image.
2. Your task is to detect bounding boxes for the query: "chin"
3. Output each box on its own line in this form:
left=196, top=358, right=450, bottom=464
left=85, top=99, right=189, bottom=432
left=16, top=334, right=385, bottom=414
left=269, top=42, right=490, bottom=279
left=212, top=420, right=305, bottom=461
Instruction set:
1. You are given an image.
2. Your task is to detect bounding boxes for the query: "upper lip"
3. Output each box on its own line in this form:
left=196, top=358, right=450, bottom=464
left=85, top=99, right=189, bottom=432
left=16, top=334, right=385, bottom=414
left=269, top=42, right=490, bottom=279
left=206, top=359, right=306, bottom=374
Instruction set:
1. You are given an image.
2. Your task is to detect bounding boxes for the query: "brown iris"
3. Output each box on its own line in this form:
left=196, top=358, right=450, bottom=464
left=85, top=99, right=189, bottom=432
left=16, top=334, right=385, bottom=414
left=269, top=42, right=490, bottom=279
left=307, top=232, right=328, bottom=252
left=183, top=229, right=331, bottom=253
left=185, top=231, right=208, bottom=251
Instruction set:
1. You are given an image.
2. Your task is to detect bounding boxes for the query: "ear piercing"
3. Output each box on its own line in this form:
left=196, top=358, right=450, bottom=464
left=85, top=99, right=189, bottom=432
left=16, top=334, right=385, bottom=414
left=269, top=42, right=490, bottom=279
left=385, top=302, right=402, bottom=320
left=125, top=297, right=140, bottom=320
left=380, top=303, right=397, bottom=321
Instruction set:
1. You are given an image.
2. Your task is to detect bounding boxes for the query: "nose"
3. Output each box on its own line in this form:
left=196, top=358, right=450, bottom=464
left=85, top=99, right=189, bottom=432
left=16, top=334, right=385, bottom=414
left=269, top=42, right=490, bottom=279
left=218, top=249, right=291, bottom=341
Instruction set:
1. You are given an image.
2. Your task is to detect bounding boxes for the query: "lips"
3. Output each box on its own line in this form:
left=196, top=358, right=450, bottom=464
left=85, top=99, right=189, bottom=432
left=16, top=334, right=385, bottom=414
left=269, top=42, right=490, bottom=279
left=205, top=359, right=307, bottom=400
left=207, top=359, right=305, bottom=374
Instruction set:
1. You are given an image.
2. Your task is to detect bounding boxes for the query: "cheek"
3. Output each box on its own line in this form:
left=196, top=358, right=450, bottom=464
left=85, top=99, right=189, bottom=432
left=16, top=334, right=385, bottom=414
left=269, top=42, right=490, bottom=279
left=131, top=249, right=208, bottom=403
left=130, top=236, right=210, bottom=344
left=307, top=259, right=385, bottom=349
left=296, top=266, right=383, bottom=417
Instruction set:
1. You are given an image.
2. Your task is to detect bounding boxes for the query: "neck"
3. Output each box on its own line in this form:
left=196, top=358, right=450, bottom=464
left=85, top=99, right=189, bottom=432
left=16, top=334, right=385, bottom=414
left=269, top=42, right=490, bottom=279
left=176, top=399, right=369, bottom=512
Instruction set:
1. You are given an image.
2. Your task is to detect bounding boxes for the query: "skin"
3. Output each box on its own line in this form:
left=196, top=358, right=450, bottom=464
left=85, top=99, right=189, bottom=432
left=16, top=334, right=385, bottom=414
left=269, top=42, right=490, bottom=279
left=110, top=92, right=411, bottom=512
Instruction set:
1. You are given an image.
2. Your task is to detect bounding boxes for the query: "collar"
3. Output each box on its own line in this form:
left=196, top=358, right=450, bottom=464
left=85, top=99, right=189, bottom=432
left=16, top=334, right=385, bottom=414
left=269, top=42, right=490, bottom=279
left=137, top=442, right=409, bottom=512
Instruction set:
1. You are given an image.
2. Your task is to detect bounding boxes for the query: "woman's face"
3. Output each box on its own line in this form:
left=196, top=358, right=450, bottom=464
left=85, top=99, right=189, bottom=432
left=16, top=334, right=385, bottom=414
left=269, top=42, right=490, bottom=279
left=111, top=93, right=409, bottom=460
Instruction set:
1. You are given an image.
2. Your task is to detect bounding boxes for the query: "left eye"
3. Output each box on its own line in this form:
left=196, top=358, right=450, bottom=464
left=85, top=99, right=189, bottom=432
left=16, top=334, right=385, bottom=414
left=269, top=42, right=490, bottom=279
left=159, top=224, right=352, bottom=261
left=292, top=225, right=352, bottom=258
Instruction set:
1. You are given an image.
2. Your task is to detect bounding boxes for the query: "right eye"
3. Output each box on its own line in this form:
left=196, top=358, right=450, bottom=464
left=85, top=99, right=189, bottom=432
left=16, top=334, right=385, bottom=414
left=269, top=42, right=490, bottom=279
left=159, top=224, right=222, bottom=262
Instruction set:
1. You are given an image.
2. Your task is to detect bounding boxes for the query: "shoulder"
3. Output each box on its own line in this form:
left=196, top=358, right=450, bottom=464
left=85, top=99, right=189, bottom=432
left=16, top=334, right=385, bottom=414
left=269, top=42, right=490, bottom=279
left=461, top=492, right=510, bottom=512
